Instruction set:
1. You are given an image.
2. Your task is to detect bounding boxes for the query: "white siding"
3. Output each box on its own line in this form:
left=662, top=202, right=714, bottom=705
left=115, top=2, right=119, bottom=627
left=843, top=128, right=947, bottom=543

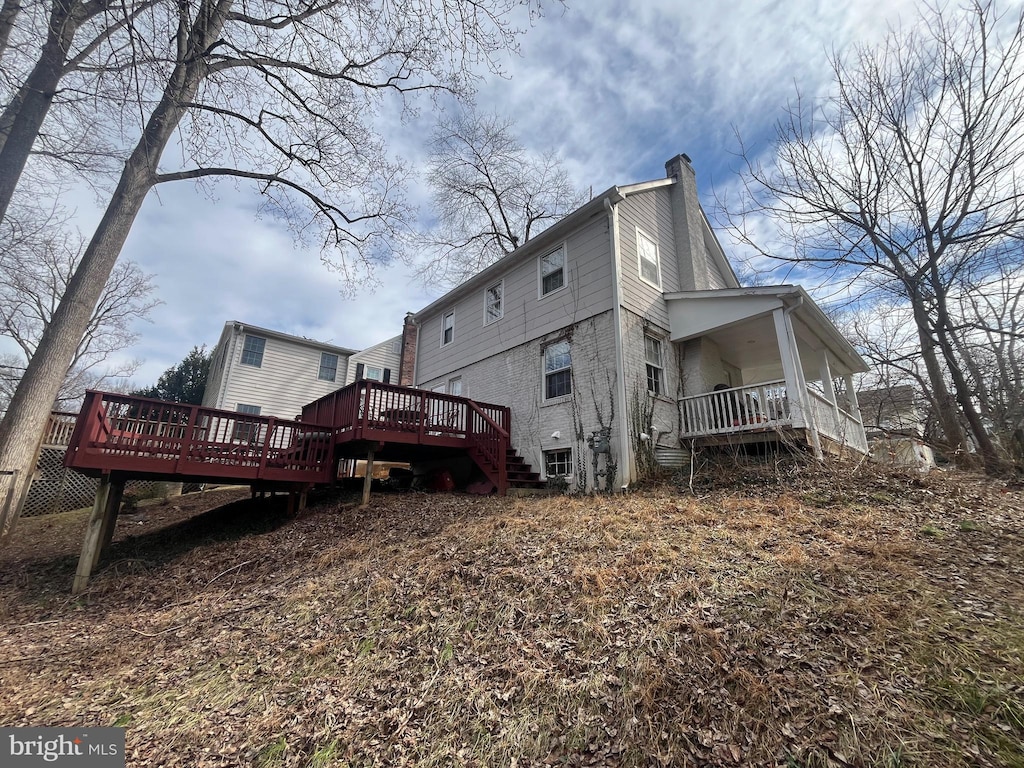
left=706, top=251, right=728, bottom=289
left=415, top=211, right=613, bottom=385
left=345, top=335, right=401, bottom=384
left=617, top=188, right=678, bottom=328
left=201, top=325, right=234, bottom=409
left=205, top=326, right=352, bottom=419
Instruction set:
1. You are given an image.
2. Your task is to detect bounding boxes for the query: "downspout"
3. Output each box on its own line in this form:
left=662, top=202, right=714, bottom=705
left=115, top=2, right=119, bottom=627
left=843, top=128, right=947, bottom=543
left=782, top=295, right=822, bottom=458
left=604, top=193, right=631, bottom=490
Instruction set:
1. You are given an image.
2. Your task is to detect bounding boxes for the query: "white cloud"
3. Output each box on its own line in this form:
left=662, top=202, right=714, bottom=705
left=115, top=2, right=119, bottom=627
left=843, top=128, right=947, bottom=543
left=11, top=0, right=1003, bottom=390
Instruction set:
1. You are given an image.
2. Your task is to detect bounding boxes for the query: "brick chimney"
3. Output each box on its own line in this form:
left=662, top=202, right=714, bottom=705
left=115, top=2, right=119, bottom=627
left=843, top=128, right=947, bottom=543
left=664, top=153, right=709, bottom=291
left=398, top=312, right=418, bottom=385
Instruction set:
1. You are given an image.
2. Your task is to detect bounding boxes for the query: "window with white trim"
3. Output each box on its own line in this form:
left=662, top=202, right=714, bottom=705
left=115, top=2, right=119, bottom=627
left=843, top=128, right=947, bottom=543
left=448, top=377, right=462, bottom=396
left=233, top=403, right=261, bottom=441
left=543, top=340, right=572, bottom=400
left=318, top=352, right=338, bottom=382
left=484, top=281, right=503, bottom=324
left=240, top=335, right=265, bottom=367
left=441, top=311, right=454, bottom=346
left=365, top=366, right=383, bottom=381
left=637, top=229, right=661, bottom=287
left=544, top=448, right=573, bottom=478
left=540, top=246, right=565, bottom=296
left=645, top=335, right=663, bottom=395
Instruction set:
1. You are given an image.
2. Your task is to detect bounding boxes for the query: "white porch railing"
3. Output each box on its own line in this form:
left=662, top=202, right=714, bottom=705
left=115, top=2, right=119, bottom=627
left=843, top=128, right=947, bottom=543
left=680, top=380, right=790, bottom=437
left=805, top=389, right=868, bottom=454
left=680, top=381, right=869, bottom=454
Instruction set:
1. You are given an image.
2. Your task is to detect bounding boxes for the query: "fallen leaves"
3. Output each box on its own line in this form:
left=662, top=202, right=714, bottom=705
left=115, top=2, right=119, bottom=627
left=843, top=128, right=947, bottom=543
left=0, top=465, right=1021, bottom=766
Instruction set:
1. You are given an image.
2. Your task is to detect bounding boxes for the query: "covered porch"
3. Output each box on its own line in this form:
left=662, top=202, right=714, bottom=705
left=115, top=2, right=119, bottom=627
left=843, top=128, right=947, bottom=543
left=665, top=287, right=869, bottom=456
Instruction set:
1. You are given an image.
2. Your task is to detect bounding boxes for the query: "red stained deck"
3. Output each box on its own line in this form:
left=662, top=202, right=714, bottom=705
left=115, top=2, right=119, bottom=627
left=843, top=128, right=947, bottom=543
left=64, top=382, right=512, bottom=493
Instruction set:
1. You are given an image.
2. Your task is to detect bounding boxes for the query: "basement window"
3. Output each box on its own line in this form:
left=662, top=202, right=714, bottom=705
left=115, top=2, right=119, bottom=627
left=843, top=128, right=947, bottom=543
left=544, top=448, right=573, bottom=478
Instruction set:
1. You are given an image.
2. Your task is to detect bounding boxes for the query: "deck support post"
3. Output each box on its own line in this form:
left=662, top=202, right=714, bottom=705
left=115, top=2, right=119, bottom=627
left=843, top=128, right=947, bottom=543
left=361, top=449, right=375, bottom=507
left=73, top=475, right=124, bottom=595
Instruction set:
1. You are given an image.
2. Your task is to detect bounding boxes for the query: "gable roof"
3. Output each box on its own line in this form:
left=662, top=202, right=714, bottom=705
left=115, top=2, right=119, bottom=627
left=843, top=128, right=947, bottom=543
left=220, top=320, right=356, bottom=356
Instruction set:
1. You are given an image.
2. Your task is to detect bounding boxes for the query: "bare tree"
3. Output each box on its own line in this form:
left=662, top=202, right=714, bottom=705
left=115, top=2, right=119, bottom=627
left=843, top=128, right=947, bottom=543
left=414, top=109, right=585, bottom=286
left=722, top=1, right=1024, bottom=473
left=0, top=0, right=550, bottom=542
left=0, top=203, right=159, bottom=411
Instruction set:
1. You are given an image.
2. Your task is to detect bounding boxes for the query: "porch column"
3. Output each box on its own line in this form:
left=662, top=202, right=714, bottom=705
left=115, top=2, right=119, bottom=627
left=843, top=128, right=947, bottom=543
left=843, top=374, right=860, bottom=416
left=818, top=350, right=841, bottom=434
left=773, top=308, right=822, bottom=458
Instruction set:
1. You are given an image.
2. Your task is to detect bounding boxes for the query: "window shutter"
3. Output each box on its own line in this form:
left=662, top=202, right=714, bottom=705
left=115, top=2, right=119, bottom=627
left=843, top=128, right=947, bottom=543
left=383, top=368, right=391, bottom=383
left=355, top=363, right=364, bottom=380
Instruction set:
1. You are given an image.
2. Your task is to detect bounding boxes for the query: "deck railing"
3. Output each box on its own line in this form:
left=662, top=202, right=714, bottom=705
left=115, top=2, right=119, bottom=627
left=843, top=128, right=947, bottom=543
left=43, top=411, right=80, bottom=447
left=64, top=391, right=334, bottom=483
left=301, top=381, right=511, bottom=445
left=680, top=380, right=790, bottom=437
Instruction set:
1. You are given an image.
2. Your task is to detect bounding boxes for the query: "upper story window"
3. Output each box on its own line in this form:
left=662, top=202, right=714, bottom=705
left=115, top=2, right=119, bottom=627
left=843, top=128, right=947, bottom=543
left=484, top=281, right=503, bottom=324
left=240, top=335, right=266, bottom=367
left=365, top=366, right=383, bottom=381
left=637, top=229, right=661, bottom=288
left=540, top=246, right=565, bottom=297
left=318, top=352, right=338, bottom=382
left=645, top=335, right=663, bottom=395
left=543, top=340, right=572, bottom=400
left=441, top=311, right=455, bottom=346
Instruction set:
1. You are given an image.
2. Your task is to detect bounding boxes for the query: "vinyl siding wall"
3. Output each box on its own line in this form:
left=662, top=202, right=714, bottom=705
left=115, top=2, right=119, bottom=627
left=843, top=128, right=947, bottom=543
left=617, top=188, right=679, bottom=329
left=345, top=335, right=401, bottom=384
left=415, top=211, right=614, bottom=386
left=208, top=329, right=352, bottom=419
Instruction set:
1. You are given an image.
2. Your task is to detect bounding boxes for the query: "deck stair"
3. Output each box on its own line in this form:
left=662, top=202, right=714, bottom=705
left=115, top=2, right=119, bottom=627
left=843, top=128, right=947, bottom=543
left=506, top=450, right=545, bottom=489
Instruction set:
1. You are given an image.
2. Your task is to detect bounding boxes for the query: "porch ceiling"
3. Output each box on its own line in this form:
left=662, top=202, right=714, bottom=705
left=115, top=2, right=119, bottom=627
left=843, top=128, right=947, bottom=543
left=665, top=286, right=869, bottom=376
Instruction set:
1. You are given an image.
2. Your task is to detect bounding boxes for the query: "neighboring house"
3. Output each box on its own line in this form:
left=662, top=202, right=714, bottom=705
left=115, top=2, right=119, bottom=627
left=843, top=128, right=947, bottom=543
left=858, top=385, right=936, bottom=469
left=202, top=321, right=356, bottom=420
left=402, top=154, right=870, bottom=491
left=344, top=334, right=402, bottom=385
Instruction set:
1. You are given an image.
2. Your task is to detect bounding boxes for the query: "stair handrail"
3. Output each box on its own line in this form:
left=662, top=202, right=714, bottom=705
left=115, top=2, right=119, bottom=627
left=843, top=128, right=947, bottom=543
left=466, top=400, right=508, bottom=495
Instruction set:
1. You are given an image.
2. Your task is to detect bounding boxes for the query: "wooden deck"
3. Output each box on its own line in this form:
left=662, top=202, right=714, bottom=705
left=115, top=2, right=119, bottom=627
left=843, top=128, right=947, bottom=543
left=301, top=381, right=511, bottom=494
left=64, top=391, right=336, bottom=487
left=63, top=383, right=514, bottom=493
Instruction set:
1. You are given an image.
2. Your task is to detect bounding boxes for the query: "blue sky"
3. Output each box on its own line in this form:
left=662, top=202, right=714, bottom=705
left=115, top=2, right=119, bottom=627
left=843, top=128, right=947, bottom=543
left=7, top=0, right=953, bottom=387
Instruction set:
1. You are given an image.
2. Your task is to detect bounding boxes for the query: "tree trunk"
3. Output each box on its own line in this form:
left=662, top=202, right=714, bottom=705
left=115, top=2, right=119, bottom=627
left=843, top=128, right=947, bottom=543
left=0, top=0, right=82, bottom=218
left=910, top=299, right=973, bottom=464
left=0, top=0, right=232, bottom=544
left=0, top=0, right=21, bottom=64
left=934, top=318, right=1007, bottom=474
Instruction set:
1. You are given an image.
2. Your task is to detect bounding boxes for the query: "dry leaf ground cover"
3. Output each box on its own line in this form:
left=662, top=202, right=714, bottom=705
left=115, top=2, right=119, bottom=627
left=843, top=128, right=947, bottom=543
left=0, top=462, right=1022, bottom=767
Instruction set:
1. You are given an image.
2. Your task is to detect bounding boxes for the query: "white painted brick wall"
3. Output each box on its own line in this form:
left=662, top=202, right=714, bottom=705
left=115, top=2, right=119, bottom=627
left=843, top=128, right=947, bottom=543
left=421, top=311, right=618, bottom=491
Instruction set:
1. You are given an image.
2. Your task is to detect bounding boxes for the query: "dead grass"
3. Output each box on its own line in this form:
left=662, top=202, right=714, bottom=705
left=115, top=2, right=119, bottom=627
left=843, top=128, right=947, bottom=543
left=0, top=463, right=1022, bottom=766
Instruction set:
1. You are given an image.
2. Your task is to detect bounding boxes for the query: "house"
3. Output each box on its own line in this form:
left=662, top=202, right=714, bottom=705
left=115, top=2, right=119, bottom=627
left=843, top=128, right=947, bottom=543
left=399, top=154, right=870, bottom=492
left=858, top=385, right=936, bottom=469
left=202, top=321, right=358, bottom=420
left=345, top=334, right=402, bottom=385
